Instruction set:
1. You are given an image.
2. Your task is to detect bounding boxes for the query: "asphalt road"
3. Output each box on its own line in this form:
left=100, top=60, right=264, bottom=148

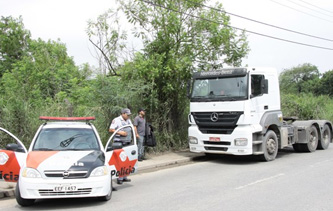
left=1, top=146, right=333, bottom=211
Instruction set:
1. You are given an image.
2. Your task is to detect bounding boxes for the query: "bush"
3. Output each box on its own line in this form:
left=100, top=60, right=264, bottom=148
left=281, top=93, right=333, bottom=122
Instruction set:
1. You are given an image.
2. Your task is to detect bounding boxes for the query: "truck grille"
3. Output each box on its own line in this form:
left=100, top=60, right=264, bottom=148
left=203, top=141, right=230, bottom=145
left=191, top=112, right=243, bottom=134
left=39, top=188, right=92, bottom=196
left=204, top=147, right=228, bottom=151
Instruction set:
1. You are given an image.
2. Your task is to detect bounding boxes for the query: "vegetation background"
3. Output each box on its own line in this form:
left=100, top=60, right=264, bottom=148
left=1, top=0, right=332, bottom=152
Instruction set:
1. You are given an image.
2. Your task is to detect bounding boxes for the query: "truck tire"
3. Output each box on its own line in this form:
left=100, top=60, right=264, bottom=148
left=317, top=124, right=331, bottom=150
left=260, top=130, right=278, bottom=161
left=15, top=182, right=35, bottom=206
left=304, top=125, right=319, bottom=152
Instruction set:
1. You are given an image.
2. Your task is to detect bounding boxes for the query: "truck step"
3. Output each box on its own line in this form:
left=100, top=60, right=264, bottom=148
left=253, top=152, right=264, bottom=155
left=253, top=141, right=263, bottom=145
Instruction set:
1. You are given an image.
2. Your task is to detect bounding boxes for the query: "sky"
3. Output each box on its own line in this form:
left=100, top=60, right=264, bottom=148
left=1, top=0, right=333, bottom=74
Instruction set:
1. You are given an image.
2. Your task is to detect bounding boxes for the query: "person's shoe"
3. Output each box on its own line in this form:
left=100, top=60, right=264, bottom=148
left=142, top=157, right=147, bottom=160
left=138, top=158, right=143, bottom=162
left=123, top=178, right=131, bottom=182
left=117, top=180, right=123, bottom=185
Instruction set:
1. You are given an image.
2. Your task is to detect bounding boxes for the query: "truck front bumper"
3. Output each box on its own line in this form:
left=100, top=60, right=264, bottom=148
left=189, top=125, right=254, bottom=155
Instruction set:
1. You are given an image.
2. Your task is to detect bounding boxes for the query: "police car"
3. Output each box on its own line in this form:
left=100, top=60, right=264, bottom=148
left=0, top=116, right=138, bottom=206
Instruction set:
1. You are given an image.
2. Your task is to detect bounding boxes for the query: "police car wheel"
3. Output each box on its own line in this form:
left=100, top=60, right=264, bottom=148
left=15, top=182, right=35, bottom=206
left=99, top=176, right=112, bottom=201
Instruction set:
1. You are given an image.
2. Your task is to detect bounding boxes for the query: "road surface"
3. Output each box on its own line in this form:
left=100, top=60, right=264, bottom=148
left=1, top=146, right=333, bottom=210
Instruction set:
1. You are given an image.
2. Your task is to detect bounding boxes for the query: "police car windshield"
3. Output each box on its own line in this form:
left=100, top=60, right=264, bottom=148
left=33, top=128, right=100, bottom=151
left=191, top=75, right=248, bottom=102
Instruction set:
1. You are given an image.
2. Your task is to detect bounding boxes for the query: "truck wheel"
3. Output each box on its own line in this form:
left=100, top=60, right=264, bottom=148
left=304, top=125, right=319, bottom=152
left=317, top=125, right=331, bottom=150
left=15, top=182, right=35, bottom=206
left=260, top=130, right=278, bottom=161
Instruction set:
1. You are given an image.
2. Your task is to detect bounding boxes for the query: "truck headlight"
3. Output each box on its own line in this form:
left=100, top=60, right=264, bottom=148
left=90, top=166, right=108, bottom=177
left=22, top=168, right=42, bottom=178
left=234, top=138, right=248, bottom=146
left=189, top=136, right=198, bottom=144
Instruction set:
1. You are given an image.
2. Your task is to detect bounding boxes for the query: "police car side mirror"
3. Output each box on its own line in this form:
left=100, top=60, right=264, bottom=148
left=106, top=142, right=123, bottom=152
left=6, top=143, right=24, bottom=152
left=112, top=142, right=123, bottom=149
left=106, top=145, right=112, bottom=152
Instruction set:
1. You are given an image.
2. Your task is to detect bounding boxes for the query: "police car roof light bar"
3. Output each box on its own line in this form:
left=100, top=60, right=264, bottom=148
left=39, top=116, right=96, bottom=121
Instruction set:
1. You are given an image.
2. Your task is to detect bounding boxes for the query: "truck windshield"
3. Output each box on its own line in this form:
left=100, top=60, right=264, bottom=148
left=33, top=128, right=100, bottom=151
left=191, top=75, right=248, bottom=102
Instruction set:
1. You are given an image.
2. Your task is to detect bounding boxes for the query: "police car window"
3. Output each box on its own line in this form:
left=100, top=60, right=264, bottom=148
left=108, top=125, right=134, bottom=150
left=33, top=128, right=100, bottom=151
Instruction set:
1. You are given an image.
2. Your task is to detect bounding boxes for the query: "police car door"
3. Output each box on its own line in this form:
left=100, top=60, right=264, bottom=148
left=105, top=125, right=138, bottom=179
left=0, top=127, right=27, bottom=182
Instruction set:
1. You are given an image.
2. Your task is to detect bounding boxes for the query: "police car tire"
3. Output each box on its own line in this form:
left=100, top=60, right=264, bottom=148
left=99, top=176, right=113, bottom=201
left=15, top=182, right=35, bottom=206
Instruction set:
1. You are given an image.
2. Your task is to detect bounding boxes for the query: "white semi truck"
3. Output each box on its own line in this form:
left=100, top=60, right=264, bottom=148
left=188, top=67, right=332, bottom=161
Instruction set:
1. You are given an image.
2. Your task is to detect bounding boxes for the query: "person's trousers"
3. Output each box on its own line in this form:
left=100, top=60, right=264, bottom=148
left=138, top=135, right=145, bottom=159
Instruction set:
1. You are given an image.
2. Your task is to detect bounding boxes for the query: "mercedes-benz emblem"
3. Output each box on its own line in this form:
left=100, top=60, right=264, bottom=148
left=211, top=112, right=219, bottom=122
left=63, top=171, right=70, bottom=178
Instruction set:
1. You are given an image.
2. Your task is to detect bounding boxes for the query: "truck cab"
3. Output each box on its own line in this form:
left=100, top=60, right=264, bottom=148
left=188, top=67, right=332, bottom=161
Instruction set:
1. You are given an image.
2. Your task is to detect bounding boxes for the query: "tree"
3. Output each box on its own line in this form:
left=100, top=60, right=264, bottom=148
left=119, top=0, right=249, bottom=139
left=86, top=9, right=128, bottom=75
left=279, top=63, right=320, bottom=94
left=0, top=37, right=81, bottom=142
left=0, top=16, right=31, bottom=77
left=1, top=38, right=80, bottom=101
left=316, top=70, right=333, bottom=96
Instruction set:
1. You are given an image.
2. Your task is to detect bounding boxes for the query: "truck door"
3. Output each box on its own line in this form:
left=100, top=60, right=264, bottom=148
left=250, top=74, right=270, bottom=123
left=0, top=127, right=27, bottom=182
left=104, top=125, right=138, bottom=179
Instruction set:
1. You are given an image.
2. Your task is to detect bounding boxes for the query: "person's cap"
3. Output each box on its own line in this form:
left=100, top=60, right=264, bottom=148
left=121, top=108, right=132, bottom=115
left=138, top=108, right=145, bottom=113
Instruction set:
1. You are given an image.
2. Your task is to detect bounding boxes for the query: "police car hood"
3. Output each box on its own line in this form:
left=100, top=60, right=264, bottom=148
left=26, top=150, right=105, bottom=177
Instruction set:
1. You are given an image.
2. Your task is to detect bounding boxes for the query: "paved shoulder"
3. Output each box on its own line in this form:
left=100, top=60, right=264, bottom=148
left=0, top=181, right=15, bottom=199
left=138, top=150, right=205, bottom=173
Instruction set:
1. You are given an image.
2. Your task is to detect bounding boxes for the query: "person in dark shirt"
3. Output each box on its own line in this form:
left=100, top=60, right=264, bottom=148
left=134, top=108, right=146, bottom=161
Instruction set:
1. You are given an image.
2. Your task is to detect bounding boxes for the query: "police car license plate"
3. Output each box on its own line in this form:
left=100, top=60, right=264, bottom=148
left=209, top=137, right=220, bottom=142
left=54, top=185, right=76, bottom=192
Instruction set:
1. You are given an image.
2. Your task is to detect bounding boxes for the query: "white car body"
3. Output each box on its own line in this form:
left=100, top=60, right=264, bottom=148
left=0, top=117, right=138, bottom=206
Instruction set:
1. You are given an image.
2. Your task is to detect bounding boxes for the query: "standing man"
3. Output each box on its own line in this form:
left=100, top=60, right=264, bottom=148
left=134, top=108, right=146, bottom=161
left=109, top=108, right=132, bottom=185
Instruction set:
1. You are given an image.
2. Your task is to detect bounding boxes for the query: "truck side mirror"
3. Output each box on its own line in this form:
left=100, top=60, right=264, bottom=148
left=261, top=79, right=268, bottom=94
left=187, top=80, right=192, bottom=98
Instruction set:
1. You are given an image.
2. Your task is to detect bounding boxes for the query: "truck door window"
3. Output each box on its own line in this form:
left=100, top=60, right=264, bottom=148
left=251, top=75, right=265, bottom=97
